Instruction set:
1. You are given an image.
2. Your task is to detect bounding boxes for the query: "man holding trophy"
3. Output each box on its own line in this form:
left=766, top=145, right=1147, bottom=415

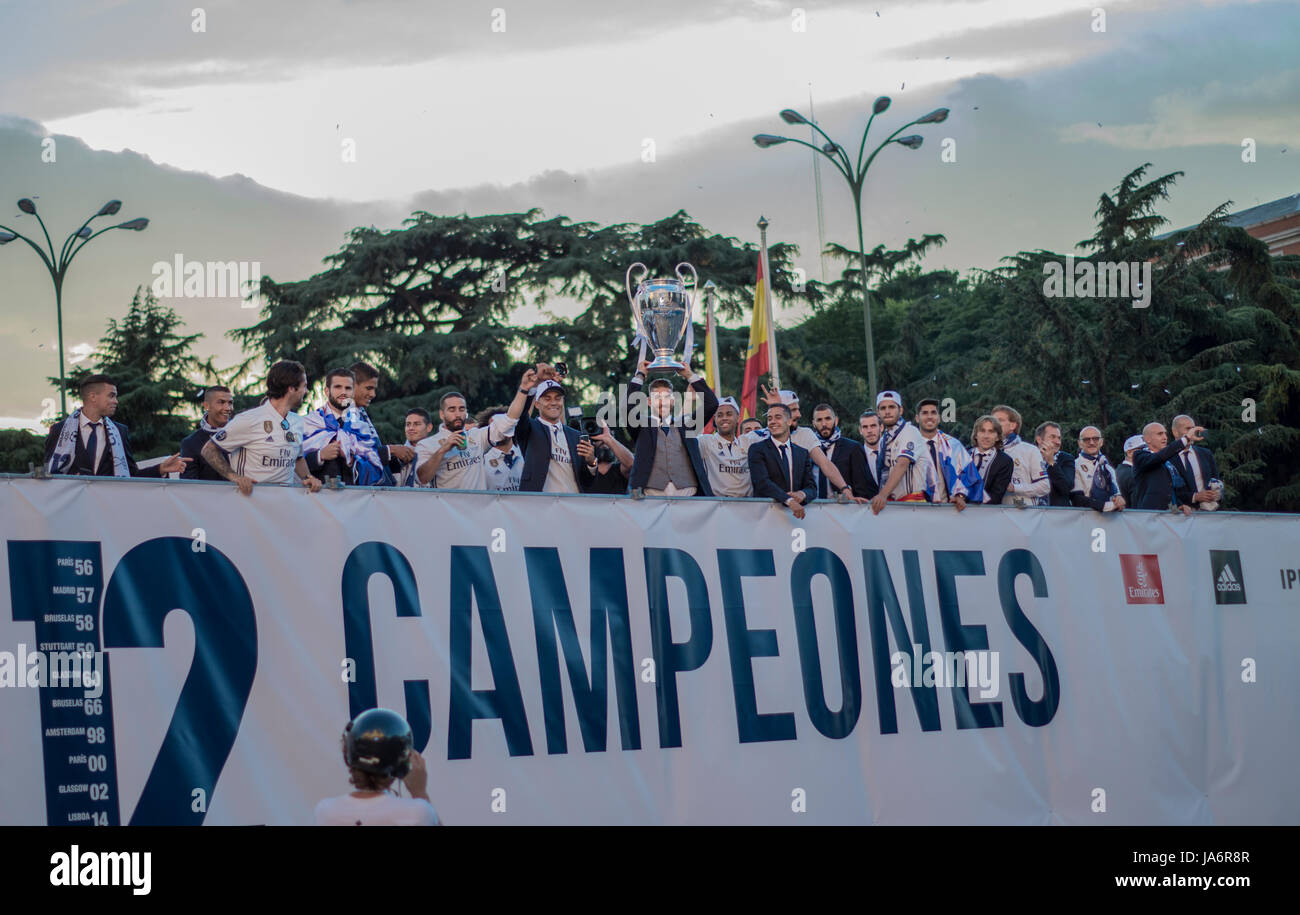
left=623, top=262, right=718, bottom=497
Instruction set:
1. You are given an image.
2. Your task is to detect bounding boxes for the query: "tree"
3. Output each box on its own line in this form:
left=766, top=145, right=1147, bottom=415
left=54, top=287, right=210, bottom=457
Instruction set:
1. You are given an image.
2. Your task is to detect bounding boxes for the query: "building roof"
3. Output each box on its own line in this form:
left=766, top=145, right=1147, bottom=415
left=1158, top=192, right=1300, bottom=239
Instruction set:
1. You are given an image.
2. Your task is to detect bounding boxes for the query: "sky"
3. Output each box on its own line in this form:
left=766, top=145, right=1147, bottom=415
left=0, top=0, right=1297, bottom=429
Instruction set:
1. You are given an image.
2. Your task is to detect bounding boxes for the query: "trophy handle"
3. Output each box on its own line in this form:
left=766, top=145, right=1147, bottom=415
left=626, top=262, right=649, bottom=331
left=675, top=262, right=699, bottom=320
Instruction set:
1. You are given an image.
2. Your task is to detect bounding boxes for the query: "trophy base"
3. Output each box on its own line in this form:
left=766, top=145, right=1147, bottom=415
left=645, top=355, right=687, bottom=373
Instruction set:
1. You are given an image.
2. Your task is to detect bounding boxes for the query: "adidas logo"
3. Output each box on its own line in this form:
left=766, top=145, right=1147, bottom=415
left=1217, top=565, right=1242, bottom=593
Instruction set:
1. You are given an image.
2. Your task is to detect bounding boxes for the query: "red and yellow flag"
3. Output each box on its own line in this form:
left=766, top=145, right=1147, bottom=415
left=741, top=254, right=771, bottom=420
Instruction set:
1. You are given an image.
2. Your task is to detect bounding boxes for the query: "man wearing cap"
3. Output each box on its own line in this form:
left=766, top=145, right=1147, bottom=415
left=1170, top=414, right=1223, bottom=510
left=868, top=390, right=933, bottom=514
left=1070, top=426, right=1124, bottom=511
left=624, top=360, right=717, bottom=497
left=502, top=364, right=596, bottom=493
left=1116, top=434, right=1143, bottom=505
left=696, top=395, right=766, bottom=497
left=915, top=397, right=972, bottom=510
left=859, top=411, right=884, bottom=489
left=758, top=384, right=853, bottom=497
left=990, top=404, right=1050, bottom=506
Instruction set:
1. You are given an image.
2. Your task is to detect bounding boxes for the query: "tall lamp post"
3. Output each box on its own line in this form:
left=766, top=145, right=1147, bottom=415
left=753, top=98, right=947, bottom=400
left=0, top=198, right=149, bottom=417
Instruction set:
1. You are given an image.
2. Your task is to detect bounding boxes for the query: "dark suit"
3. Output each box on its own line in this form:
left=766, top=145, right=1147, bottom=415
left=1046, top=451, right=1076, bottom=507
left=1116, top=462, right=1135, bottom=505
left=1175, top=444, right=1219, bottom=495
left=748, top=437, right=816, bottom=507
left=625, top=376, right=717, bottom=496
left=43, top=416, right=163, bottom=478
left=180, top=426, right=224, bottom=481
left=971, top=451, right=1013, bottom=505
left=1132, top=439, right=1195, bottom=510
left=817, top=439, right=877, bottom=499
left=513, top=398, right=596, bottom=493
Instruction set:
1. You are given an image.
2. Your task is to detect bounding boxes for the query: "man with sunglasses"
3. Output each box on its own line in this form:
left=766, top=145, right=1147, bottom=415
left=202, top=360, right=323, bottom=495
left=1070, top=425, right=1125, bottom=512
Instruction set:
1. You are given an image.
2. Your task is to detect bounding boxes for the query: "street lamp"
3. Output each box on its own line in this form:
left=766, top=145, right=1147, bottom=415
left=0, top=198, right=150, bottom=417
left=753, top=99, right=948, bottom=400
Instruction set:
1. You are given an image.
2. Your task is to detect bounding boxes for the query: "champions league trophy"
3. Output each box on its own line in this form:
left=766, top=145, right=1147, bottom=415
left=625, top=262, right=698, bottom=372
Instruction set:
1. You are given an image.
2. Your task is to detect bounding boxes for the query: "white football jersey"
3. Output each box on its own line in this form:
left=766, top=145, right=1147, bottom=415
left=211, top=402, right=302, bottom=484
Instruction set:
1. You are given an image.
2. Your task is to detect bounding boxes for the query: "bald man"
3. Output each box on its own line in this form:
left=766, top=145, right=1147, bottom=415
left=1070, top=426, right=1124, bottom=511
left=1130, top=421, right=1197, bottom=513
left=1170, top=414, right=1223, bottom=510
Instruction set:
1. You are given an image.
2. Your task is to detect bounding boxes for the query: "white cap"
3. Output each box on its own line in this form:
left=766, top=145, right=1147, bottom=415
left=876, top=390, right=902, bottom=408
left=532, top=379, right=565, bottom=398
left=1123, top=434, right=1143, bottom=452
left=779, top=389, right=798, bottom=405
left=717, top=396, right=740, bottom=412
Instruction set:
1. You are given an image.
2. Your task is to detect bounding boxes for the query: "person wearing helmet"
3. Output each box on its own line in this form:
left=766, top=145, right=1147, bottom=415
left=314, top=708, right=441, bottom=825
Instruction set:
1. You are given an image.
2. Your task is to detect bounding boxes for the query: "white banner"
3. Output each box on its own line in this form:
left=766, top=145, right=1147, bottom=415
left=1, top=476, right=1297, bottom=825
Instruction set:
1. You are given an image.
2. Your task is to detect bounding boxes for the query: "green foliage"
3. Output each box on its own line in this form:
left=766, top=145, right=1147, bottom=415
left=53, top=287, right=210, bottom=458
left=0, top=429, right=46, bottom=473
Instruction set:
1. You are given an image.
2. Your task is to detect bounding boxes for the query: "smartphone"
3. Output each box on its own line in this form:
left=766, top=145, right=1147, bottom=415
left=555, top=362, right=568, bottom=377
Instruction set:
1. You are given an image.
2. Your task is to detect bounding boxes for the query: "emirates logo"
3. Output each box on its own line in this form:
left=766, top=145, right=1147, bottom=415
left=1120, top=554, right=1164, bottom=604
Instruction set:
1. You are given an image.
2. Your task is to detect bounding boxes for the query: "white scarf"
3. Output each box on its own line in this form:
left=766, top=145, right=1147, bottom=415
left=47, top=410, right=129, bottom=477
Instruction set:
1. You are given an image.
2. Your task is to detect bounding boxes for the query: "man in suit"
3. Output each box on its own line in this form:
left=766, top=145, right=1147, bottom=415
left=1115, top=434, right=1142, bottom=505
left=1170, top=414, right=1223, bottom=510
left=748, top=403, right=816, bottom=519
left=502, top=364, right=596, bottom=493
left=1034, top=421, right=1076, bottom=507
left=810, top=403, right=875, bottom=500
left=625, top=360, right=717, bottom=496
left=1131, top=421, right=1198, bottom=513
left=968, top=414, right=1013, bottom=505
left=180, top=386, right=235, bottom=480
left=44, top=374, right=189, bottom=477
left=859, top=411, right=884, bottom=490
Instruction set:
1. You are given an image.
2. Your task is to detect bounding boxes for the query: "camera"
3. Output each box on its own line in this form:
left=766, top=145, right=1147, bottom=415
left=583, top=418, right=602, bottom=437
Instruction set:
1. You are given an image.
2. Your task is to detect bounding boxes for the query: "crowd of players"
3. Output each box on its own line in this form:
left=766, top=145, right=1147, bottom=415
left=42, top=358, right=1224, bottom=515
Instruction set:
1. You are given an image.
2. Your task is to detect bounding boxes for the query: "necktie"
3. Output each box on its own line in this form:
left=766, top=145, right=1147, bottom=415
left=867, top=448, right=878, bottom=481
left=85, top=422, right=101, bottom=474
left=779, top=444, right=792, bottom=490
left=977, top=452, right=985, bottom=471
left=1182, top=451, right=1195, bottom=490
left=928, top=440, right=940, bottom=488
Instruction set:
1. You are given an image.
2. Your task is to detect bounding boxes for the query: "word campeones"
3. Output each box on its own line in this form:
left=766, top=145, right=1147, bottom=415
left=342, top=544, right=1060, bottom=758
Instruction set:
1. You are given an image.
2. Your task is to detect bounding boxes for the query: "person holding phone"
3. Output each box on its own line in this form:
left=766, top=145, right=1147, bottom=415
left=415, top=391, right=513, bottom=489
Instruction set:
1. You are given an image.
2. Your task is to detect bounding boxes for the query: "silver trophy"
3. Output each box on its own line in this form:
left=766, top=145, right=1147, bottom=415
left=626, top=261, right=698, bottom=372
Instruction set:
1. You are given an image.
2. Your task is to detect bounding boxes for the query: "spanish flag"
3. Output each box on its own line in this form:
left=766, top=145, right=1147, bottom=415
left=740, top=254, right=771, bottom=420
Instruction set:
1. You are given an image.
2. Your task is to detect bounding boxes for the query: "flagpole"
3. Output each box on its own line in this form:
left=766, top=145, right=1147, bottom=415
left=703, top=279, right=719, bottom=392
left=757, top=215, right=780, bottom=390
